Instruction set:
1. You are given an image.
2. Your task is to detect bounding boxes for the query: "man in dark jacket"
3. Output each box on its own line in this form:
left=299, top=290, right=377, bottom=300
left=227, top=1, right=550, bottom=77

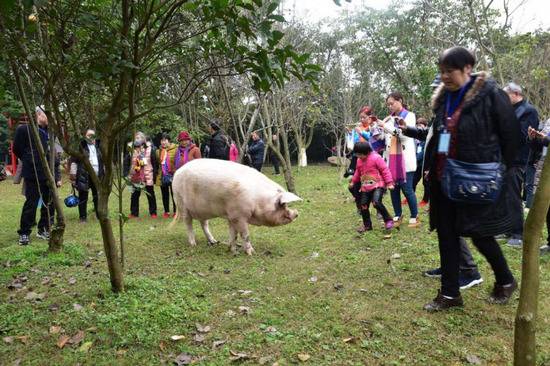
left=12, top=107, right=61, bottom=245
left=206, top=121, right=229, bottom=160
left=503, top=82, right=540, bottom=247
left=70, top=129, right=104, bottom=222
left=248, top=131, right=265, bottom=171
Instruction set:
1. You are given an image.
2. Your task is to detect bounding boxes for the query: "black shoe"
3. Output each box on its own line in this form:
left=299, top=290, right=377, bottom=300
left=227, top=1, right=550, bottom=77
left=423, top=267, right=442, bottom=278
left=423, top=290, right=463, bottom=312
left=36, top=230, right=50, bottom=240
left=19, top=234, right=30, bottom=246
left=459, top=272, right=483, bottom=290
left=487, top=279, right=518, bottom=304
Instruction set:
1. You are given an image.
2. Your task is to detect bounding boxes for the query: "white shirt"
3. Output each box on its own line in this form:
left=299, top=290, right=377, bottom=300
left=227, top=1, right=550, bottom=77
left=88, top=143, right=99, bottom=175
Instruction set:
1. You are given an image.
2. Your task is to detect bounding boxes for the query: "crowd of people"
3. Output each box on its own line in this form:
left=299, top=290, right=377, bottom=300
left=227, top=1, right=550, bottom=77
left=7, top=46, right=550, bottom=313
left=344, top=46, right=550, bottom=311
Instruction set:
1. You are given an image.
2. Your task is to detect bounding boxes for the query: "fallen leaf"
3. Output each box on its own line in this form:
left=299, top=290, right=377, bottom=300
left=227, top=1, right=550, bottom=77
left=297, top=353, right=311, bottom=362
left=159, top=341, right=166, bottom=351
left=41, top=277, right=51, bottom=285
left=225, top=310, right=236, bottom=318
left=212, top=340, right=226, bottom=348
left=358, top=288, right=368, bottom=293
left=238, top=306, right=250, bottom=315
left=57, top=335, right=70, bottom=348
left=49, top=303, right=60, bottom=312
left=264, top=326, right=277, bottom=334
left=196, top=272, right=206, bottom=277
left=465, top=355, right=482, bottom=365
left=86, top=326, right=97, bottom=333
left=68, top=330, right=85, bottom=345
left=116, top=349, right=127, bottom=356
left=333, top=283, right=344, bottom=291
left=68, top=277, right=77, bottom=285
left=229, top=350, right=249, bottom=362
left=84, top=260, right=92, bottom=268
left=258, top=356, right=272, bottom=365
left=174, top=352, right=194, bottom=365
left=391, top=253, right=401, bottom=259
left=25, top=291, right=46, bottom=301
left=15, top=336, right=29, bottom=344
left=195, top=324, right=211, bottom=333
left=193, top=334, right=205, bottom=343
left=49, top=326, right=62, bottom=334
left=73, top=303, right=83, bottom=311
left=309, top=252, right=319, bottom=259
left=3, top=336, right=14, bottom=344
left=343, top=337, right=356, bottom=343
left=237, top=290, right=252, bottom=296
left=308, top=276, right=318, bottom=283
left=79, top=341, right=93, bottom=352
left=170, top=335, right=185, bottom=341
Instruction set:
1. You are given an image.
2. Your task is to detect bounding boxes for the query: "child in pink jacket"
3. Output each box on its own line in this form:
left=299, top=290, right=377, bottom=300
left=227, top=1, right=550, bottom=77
left=349, top=142, right=395, bottom=233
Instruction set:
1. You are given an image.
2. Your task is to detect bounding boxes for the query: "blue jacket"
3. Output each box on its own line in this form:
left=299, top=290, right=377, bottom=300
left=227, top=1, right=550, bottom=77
left=13, top=124, right=60, bottom=182
left=248, top=139, right=265, bottom=165
left=513, top=99, right=539, bottom=167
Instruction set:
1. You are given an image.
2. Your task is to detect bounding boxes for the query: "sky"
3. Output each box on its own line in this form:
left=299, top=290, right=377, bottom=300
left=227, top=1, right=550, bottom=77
left=283, top=0, right=550, bottom=34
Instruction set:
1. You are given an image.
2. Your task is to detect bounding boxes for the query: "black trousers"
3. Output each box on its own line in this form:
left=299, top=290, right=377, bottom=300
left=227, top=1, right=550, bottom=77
left=349, top=181, right=361, bottom=211
left=78, top=181, right=98, bottom=220
left=18, top=179, right=54, bottom=235
left=130, top=185, right=157, bottom=217
left=271, top=154, right=280, bottom=174
left=359, top=188, right=392, bottom=225
left=508, top=166, right=525, bottom=238
left=413, top=162, right=430, bottom=202
left=433, top=183, right=514, bottom=297
left=252, top=162, right=263, bottom=172
left=160, top=183, right=175, bottom=214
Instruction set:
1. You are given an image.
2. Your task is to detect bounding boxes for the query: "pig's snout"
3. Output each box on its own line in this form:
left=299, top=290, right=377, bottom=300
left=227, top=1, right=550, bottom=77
left=286, top=209, right=298, bottom=222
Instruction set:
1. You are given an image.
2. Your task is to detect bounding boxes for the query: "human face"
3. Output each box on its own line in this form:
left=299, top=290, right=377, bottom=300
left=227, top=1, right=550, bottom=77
left=85, top=129, right=95, bottom=144
left=161, top=138, right=169, bottom=148
left=179, top=139, right=189, bottom=147
left=386, top=97, right=402, bottom=115
left=359, top=112, right=370, bottom=126
left=36, top=110, right=48, bottom=127
left=439, top=65, right=472, bottom=91
left=506, top=91, right=522, bottom=105
left=252, top=133, right=259, bottom=141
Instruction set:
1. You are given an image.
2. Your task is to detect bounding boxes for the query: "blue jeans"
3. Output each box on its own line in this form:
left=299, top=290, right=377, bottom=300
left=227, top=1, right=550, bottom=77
left=390, top=171, right=418, bottom=219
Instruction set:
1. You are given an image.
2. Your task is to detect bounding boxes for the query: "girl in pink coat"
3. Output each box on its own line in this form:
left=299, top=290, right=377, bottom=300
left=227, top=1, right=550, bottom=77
left=349, top=142, right=395, bottom=233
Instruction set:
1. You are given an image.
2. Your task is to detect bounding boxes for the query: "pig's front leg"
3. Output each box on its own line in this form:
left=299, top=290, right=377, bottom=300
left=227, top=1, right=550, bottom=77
left=200, top=220, right=218, bottom=245
left=228, top=223, right=238, bottom=255
left=234, top=219, right=254, bottom=255
left=183, top=214, right=197, bottom=246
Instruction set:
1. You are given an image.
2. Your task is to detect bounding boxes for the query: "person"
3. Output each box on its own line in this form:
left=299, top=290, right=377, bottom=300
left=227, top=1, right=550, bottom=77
left=125, top=131, right=158, bottom=219
left=70, top=128, right=103, bottom=222
left=412, top=118, right=429, bottom=207
left=502, top=82, right=540, bottom=247
left=206, top=121, right=230, bottom=160
left=229, top=140, right=239, bottom=162
left=399, top=115, right=483, bottom=291
left=528, top=121, right=550, bottom=254
left=174, top=131, right=201, bottom=170
left=349, top=142, right=395, bottom=235
left=270, top=135, right=281, bottom=175
left=12, top=107, right=61, bottom=245
left=248, top=131, right=265, bottom=171
left=420, top=46, right=519, bottom=311
left=380, top=92, right=419, bottom=228
left=156, top=133, right=178, bottom=218
left=344, top=106, right=379, bottom=177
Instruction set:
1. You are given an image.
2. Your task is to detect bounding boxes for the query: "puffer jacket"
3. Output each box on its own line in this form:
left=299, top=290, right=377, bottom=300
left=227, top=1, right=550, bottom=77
left=424, top=71, right=520, bottom=237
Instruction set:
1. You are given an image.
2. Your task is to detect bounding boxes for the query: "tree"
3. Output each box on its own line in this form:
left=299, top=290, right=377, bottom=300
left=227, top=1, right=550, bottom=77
left=0, top=0, right=317, bottom=292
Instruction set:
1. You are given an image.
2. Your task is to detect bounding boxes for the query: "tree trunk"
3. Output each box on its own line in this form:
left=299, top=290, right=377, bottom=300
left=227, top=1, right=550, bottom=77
left=97, top=187, right=124, bottom=293
left=280, top=129, right=296, bottom=193
left=514, top=157, right=550, bottom=365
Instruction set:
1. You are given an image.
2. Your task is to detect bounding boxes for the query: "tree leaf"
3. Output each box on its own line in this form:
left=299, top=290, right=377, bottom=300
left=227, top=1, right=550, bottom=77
left=297, top=353, right=311, bottom=362
left=79, top=341, right=93, bottom=353
left=57, top=335, right=70, bottom=349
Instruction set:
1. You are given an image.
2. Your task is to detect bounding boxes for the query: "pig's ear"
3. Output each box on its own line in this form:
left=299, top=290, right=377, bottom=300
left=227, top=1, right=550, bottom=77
left=279, top=192, right=302, bottom=204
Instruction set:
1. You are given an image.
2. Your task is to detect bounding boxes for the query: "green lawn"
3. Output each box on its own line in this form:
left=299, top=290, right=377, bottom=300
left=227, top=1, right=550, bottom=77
left=0, top=165, right=549, bottom=365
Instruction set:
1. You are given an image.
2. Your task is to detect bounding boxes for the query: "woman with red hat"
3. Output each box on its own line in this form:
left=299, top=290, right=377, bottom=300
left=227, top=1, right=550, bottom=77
left=174, top=131, right=201, bottom=170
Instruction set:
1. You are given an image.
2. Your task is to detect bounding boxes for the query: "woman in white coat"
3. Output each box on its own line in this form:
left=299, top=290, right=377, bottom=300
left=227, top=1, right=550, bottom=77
left=379, top=92, right=419, bottom=227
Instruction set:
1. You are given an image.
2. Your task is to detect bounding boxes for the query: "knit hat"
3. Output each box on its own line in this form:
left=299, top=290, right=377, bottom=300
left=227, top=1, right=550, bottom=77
left=177, top=131, right=191, bottom=141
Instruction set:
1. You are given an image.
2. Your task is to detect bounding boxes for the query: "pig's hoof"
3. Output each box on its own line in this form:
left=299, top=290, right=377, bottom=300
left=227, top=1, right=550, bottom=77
left=245, top=246, right=255, bottom=256
left=189, top=241, right=197, bottom=247
left=207, top=240, right=219, bottom=246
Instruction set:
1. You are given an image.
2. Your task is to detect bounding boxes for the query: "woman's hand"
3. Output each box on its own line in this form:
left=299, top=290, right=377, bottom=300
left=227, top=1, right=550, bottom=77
left=349, top=182, right=354, bottom=188
left=397, top=118, right=407, bottom=129
left=528, top=126, right=545, bottom=141
left=387, top=184, right=395, bottom=190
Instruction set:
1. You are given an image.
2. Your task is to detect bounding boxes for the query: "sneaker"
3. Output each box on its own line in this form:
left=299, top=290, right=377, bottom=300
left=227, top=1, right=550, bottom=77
left=357, top=223, right=373, bottom=233
left=495, top=233, right=509, bottom=240
left=423, top=290, right=463, bottom=312
left=423, top=267, right=442, bottom=278
left=36, top=230, right=50, bottom=240
left=162, top=212, right=170, bottom=219
left=392, top=216, right=402, bottom=227
left=407, top=218, right=419, bottom=228
left=540, top=244, right=550, bottom=255
left=487, top=280, right=518, bottom=304
left=419, top=200, right=429, bottom=208
left=151, top=214, right=158, bottom=219
left=506, top=238, right=523, bottom=248
left=459, top=272, right=483, bottom=290
left=19, top=234, right=30, bottom=246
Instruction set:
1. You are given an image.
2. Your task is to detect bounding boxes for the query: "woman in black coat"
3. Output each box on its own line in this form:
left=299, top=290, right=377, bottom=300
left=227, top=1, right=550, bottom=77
left=418, top=47, right=520, bottom=311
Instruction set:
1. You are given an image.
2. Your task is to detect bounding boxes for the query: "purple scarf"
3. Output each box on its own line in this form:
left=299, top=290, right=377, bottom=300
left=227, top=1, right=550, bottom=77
left=388, top=109, right=408, bottom=184
left=174, top=146, right=191, bottom=169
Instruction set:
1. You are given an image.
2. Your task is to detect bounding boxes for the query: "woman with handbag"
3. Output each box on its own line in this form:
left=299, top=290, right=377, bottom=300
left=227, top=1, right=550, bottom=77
left=157, top=133, right=178, bottom=218
left=420, top=47, right=520, bottom=311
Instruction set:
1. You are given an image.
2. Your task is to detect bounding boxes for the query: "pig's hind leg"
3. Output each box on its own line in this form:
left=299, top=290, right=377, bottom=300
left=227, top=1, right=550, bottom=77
left=183, top=214, right=197, bottom=246
left=228, top=223, right=239, bottom=255
left=200, top=220, right=218, bottom=245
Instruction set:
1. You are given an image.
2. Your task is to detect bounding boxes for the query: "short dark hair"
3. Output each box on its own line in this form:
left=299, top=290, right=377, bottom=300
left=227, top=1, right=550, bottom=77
left=353, top=142, right=373, bottom=155
left=210, top=119, right=221, bottom=131
left=160, top=133, right=171, bottom=141
left=438, top=47, right=476, bottom=70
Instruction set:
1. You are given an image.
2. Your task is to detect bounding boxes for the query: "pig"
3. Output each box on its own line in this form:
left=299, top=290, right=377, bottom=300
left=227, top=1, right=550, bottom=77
left=170, top=159, right=301, bottom=255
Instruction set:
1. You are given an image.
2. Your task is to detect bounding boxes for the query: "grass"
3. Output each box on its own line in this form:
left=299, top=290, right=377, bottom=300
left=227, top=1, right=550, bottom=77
left=0, top=165, right=549, bottom=365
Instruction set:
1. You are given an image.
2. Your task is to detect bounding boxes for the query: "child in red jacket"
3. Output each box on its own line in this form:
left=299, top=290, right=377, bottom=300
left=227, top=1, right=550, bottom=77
left=349, top=142, right=395, bottom=233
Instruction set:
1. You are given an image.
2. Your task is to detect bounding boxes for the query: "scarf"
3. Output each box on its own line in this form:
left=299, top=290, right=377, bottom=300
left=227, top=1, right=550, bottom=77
left=161, top=148, right=172, bottom=176
left=388, top=109, right=408, bottom=183
left=175, top=145, right=192, bottom=169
